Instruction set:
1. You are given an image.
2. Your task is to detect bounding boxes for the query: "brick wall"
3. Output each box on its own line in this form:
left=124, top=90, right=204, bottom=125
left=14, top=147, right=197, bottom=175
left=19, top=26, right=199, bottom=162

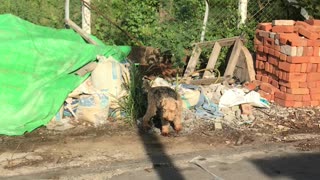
left=254, top=19, right=320, bottom=107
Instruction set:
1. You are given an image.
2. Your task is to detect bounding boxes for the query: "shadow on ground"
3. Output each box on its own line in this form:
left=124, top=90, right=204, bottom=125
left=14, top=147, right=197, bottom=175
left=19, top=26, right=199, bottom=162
left=138, top=128, right=185, bottom=180
left=251, top=152, right=320, bottom=180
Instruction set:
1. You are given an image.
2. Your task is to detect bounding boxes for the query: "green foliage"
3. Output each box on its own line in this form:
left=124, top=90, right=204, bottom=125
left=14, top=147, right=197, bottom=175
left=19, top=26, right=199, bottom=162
left=0, top=0, right=308, bottom=70
left=294, top=0, right=320, bottom=19
left=0, top=0, right=81, bottom=28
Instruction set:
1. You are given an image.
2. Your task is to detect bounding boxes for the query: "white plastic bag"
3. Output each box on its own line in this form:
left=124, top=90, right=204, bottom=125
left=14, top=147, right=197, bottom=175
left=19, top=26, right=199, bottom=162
left=219, top=88, right=270, bottom=108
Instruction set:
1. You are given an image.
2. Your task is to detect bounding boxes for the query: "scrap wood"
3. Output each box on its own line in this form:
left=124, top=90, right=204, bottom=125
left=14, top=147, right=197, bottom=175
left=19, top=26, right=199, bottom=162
left=189, top=156, right=224, bottom=180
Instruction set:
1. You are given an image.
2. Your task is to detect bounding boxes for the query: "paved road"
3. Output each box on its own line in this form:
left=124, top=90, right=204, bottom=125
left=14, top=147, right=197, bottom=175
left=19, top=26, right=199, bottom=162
left=3, top=142, right=320, bottom=180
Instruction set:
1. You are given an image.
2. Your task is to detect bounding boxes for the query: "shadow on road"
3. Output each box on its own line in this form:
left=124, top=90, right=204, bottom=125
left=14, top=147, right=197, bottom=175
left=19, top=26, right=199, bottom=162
left=251, top=152, right=320, bottom=180
left=138, top=128, right=185, bottom=180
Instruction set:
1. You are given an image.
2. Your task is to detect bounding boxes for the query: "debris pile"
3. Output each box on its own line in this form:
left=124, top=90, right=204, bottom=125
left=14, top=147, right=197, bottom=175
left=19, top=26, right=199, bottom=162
left=255, top=19, right=320, bottom=107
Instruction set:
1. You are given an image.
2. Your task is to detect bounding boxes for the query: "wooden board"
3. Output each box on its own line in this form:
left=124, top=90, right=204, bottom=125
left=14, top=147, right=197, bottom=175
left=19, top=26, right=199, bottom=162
left=65, top=19, right=97, bottom=45
left=223, top=38, right=243, bottom=77
left=241, top=46, right=256, bottom=81
left=183, top=45, right=202, bottom=77
left=192, top=36, right=241, bottom=48
left=182, top=77, right=225, bottom=85
left=203, top=42, right=221, bottom=78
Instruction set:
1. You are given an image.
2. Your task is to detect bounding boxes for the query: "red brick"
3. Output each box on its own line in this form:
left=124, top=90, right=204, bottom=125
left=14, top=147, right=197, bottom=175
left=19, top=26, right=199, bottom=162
left=255, top=60, right=260, bottom=69
left=274, top=50, right=281, bottom=58
left=311, top=101, right=320, bottom=106
left=258, top=23, right=272, bottom=31
left=272, top=25, right=295, bottom=33
left=296, top=21, right=320, bottom=31
left=280, top=86, right=286, bottom=92
left=286, top=56, right=310, bottom=63
left=258, top=90, right=273, bottom=102
left=279, top=80, right=300, bottom=88
left=263, top=46, right=269, bottom=54
left=259, top=61, right=265, bottom=69
left=300, top=63, right=308, bottom=73
left=309, top=88, right=320, bottom=94
left=265, top=62, right=270, bottom=72
left=256, top=74, right=262, bottom=81
left=274, top=45, right=281, bottom=51
left=303, top=47, right=314, bottom=56
left=260, top=82, right=280, bottom=94
left=256, top=45, right=264, bottom=52
left=299, top=82, right=307, bottom=88
left=309, top=57, right=320, bottom=63
left=279, top=53, right=287, bottom=61
left=314, top=47, right=320, bottom=57
left=274, top=98, right=295, bottom=107
left=261, top=75, right=269, bottom=83
left=298, top=27, right=319, bottom=40
left=307, top=81, right=316, bottom=88
left=275, top=92, right=302, bottom=101
left=294, top=64, right=301, bottom=72
left=287, top=37, right=308, bottom=46
left=311, top=94, right=320, bottom=100
left=302, top=95, right=311, bottom=102
left=268, top=55, right=278, bottom=66
left=281, top=62, right=301, bottom=72
left=307, top=73, right=320, bottom=82
left=307, top=63, right=313, bottom=73
left=254, top=38, right=263, bottom=45
left=302, top=101, right=311, bottom=107
left=287, top=88, right=309, bottom=94
left=268, top=48, right=275, bottom=56
left=256, top=52, right=267, bottom=61
left=264, top=38, right=274, bottom=48
left=284, top=73, right=307, bottom=82
left=305, top=19, right=320, bottom=26
left=240, top=104, right=253, bottom=115
left=313, top=64, right=318, bottom=72
left=307, top=40, right=320, bottom=47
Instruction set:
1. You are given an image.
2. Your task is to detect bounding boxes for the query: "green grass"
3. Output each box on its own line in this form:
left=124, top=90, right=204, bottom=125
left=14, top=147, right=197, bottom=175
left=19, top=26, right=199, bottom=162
left=114, top=63, right=147, bottom=125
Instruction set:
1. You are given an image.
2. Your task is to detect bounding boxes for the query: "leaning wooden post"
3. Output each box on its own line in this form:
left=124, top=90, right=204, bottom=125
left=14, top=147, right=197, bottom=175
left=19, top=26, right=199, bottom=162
left=82, top=0, right=91, bottom=34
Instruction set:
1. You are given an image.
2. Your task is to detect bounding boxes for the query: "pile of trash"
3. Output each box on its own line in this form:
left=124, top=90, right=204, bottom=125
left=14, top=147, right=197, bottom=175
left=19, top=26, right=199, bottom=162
left=143, top=76, right=271, bottom=130
left=46, top=56, right=130, bottom=131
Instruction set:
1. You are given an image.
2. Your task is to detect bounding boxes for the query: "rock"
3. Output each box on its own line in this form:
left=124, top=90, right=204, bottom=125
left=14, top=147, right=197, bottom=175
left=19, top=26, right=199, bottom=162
left=248, top=115, right=255, bottom=121
left=214, top=122, right=223, bottom=130
left=240, top=114, right=249, bottom=121
left=231, top=105, right=240, bottom=111
left=25, top=154, right=44, bottom=161
left=224, top=114, right=236, bottom=122
left=235, top=109, right=242, bottom=119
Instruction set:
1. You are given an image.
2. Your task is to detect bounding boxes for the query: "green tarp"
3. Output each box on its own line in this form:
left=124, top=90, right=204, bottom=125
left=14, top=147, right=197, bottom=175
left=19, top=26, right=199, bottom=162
left=0, top=14, right=130, bottom=135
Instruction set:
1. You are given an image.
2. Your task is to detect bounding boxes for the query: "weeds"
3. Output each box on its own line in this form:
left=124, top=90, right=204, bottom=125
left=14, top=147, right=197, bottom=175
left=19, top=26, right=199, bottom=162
left=115, top=63, right=147, bottom=125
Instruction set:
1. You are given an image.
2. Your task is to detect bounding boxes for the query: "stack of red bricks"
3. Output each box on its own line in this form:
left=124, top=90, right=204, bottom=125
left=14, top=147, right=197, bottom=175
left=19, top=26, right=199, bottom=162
left=254, top=19, right=320, bottom=107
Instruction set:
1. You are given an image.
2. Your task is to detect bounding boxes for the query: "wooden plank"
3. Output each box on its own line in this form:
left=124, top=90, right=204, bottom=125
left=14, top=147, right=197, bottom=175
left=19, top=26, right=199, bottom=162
left=183, top=45, right=202, bottom=77
left=224, top=38, right=243, bottom=77
left=241, top=46, right=256, bottom=81
left=65, top=19, right=97, bottom=45
left=184, top=77, right=225, bottom=85
left=203, top=42, right=222, bottom=78
left=192, top=36, right=241, bottom=48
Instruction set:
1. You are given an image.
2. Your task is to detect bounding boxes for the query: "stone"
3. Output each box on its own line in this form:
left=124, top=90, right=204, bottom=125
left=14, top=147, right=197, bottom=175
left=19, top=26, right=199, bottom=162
left=214, top=122, right=223, bottom=130
left=248, top=115, right=255, bottom=121
left=224, top=115, right=236, bottom=122
left=240, top=114, right=249, bottom=121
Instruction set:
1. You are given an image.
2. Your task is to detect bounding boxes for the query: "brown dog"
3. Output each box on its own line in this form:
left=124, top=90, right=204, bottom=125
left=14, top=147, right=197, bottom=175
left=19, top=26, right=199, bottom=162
left=143, top=86, right=182, bottom=136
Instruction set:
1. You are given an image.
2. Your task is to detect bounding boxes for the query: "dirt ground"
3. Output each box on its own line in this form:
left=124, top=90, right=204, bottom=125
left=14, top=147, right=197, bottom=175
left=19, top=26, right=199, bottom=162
left=1, top=107, right=320, bottom=179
